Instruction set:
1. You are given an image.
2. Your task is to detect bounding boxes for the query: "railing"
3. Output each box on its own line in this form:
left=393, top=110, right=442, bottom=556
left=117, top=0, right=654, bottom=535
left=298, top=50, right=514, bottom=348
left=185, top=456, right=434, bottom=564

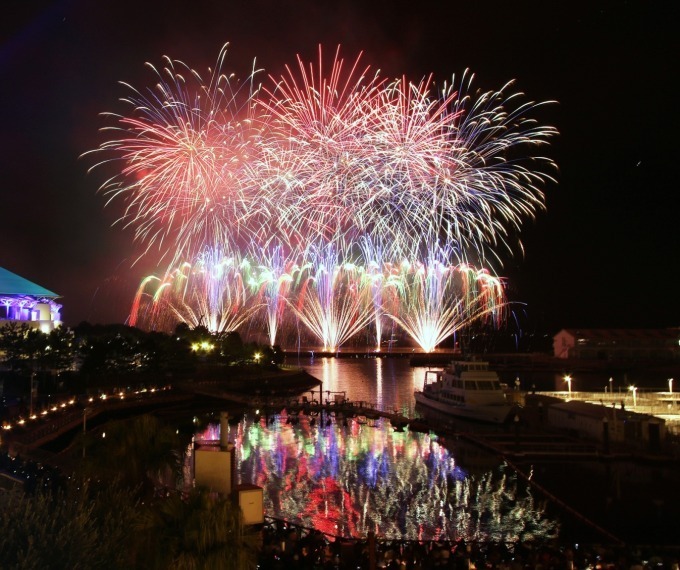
left=534, top=390, right=680, bottom=419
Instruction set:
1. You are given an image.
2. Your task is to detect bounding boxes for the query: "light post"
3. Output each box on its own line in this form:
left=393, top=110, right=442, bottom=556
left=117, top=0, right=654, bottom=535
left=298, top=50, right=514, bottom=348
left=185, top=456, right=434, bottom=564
left=609, top=377, right=613, bottom=395
left=629, top=385, right=637, bottom=408
left=564, top=375, right=572, bottom=399
left=669, top=378, right=674, bottom=408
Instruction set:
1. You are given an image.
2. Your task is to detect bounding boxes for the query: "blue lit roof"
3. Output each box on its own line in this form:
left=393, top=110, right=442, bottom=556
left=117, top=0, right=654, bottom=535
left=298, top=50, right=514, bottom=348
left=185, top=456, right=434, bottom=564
left=0, top=266, right=59, bottom=298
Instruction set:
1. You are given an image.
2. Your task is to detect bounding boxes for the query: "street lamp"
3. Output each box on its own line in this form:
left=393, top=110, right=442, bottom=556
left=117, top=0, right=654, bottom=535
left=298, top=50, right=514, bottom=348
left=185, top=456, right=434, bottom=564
left=629, top=385, right=638, bottom=408
left=564, top=375, right=572, bottom=399
left=609, top=377, right=613, bottom=395
left=669, top=378, right=674, bottom=408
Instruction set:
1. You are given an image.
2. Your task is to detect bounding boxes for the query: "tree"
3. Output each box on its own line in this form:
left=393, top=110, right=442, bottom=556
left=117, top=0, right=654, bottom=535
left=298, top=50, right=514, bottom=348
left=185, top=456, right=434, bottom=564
left=0, top=321, right=32, bottom=371
left=44, top=326, right=77, bottom=373
left=135, top=488, right=259, bottom=570
left=81, top=414, right=184, bottom=494
left=0, top=480, right=138, bottom=569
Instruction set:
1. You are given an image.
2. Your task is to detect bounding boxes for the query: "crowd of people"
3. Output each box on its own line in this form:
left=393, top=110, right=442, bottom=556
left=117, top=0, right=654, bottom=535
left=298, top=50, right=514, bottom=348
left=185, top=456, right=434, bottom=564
left=257, top=520, right=680, bottom=570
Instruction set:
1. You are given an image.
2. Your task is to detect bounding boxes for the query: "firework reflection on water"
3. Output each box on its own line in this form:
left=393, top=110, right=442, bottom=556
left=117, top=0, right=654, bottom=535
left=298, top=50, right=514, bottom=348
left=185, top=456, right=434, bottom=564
left=193, top=412, right=559, bottom=542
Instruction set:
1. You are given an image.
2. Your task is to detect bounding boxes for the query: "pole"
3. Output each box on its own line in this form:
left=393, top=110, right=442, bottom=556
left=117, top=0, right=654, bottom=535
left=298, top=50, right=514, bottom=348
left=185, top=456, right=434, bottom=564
left=82, top=407, right=88, bottom=458
left=368, top=531, right=376, bottom=570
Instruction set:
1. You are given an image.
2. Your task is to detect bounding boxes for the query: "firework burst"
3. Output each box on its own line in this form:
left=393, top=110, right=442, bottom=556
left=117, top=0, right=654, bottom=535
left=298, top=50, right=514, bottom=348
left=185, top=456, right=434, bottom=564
left=92, top=44, right=555, bottom=346
left=386, top=247, right=506, bottom=353
left=130, top=247, right=260, bottom=333
left=287, top=243, right=376, bottom=352
left=249, top=244, right=295, bottom=346
left=87, top=44, right=264, bottom=265
left=255, top=46, right=387, bottom=249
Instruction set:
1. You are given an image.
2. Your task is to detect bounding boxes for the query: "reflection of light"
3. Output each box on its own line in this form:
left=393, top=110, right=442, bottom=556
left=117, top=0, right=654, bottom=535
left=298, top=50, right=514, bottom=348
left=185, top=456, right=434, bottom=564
left=376, top=357, right=383, bottom=409
left=324, top=357, right=340, bottom=394
left=196, top=415, right=560, bottom=542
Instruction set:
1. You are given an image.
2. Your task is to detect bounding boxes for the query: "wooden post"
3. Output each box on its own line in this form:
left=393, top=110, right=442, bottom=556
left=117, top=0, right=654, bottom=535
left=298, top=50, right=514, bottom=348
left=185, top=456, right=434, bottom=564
left=368, top=530, right=376, bottom=570
left=602, top=416, right=610, bottom=455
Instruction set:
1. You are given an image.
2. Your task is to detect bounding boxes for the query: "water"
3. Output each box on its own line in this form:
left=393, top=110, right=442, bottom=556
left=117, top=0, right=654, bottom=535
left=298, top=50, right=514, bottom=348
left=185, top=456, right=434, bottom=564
left=297, top=355, right=425, bottom=416
left=193, top=356, right=563, bottom=542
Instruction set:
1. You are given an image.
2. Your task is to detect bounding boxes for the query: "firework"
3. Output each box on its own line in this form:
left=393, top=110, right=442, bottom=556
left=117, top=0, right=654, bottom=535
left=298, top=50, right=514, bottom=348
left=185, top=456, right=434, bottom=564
left=248, top=244, right=295, bottom=346
left=287, top=243, right=376, bottom=352
left=255, top=46, right=387, bottom=249
left=256, top=55, right=556, bottom=261
left=386, top=247, right=506, bottom=352
left=86, top=44, right=264, bottom=265
left=131, top=247, right=260, bottom=333
left=92, top=45, right=555, bottom=346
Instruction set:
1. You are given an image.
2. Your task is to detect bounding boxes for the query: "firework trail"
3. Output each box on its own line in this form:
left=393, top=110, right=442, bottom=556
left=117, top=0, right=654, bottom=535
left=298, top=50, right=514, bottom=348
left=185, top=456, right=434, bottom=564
left=357, top=235, right=401, bottom=350
left=255, top=45, right=387, bottom=248
left=249, top=244, right=294, bottom=346
left=386, top=247, right=505, bottom=352
left=131, top=247, right=260, bottom=333
left=86, top=44, right=264, bottom=266
left=93, top=44, right=555, bottom=345
left=353, top=71, right=556, bottom=263
left=287, top=243, right=376, bottom=352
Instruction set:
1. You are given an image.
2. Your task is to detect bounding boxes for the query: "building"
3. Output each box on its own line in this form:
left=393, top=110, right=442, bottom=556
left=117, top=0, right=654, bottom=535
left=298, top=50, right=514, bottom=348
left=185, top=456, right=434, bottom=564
left=0, top=266, right=62, bottom=333
left=553, top=328, right=679, bottom=361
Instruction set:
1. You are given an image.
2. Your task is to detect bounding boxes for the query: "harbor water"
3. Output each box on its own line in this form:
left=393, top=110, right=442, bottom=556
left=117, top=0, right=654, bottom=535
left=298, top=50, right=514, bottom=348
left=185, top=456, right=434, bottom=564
left=192, top=356, right=680, bottom=546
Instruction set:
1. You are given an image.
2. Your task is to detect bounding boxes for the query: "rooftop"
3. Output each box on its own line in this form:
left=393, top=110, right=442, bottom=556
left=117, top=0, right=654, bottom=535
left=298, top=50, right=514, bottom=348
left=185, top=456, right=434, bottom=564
left=0, top=266, right=59, bottom=298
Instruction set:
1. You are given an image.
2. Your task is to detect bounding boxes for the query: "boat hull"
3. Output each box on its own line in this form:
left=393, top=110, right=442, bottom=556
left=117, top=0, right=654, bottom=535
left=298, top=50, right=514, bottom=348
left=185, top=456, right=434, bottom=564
left=414, top=391, right=512, bottom=424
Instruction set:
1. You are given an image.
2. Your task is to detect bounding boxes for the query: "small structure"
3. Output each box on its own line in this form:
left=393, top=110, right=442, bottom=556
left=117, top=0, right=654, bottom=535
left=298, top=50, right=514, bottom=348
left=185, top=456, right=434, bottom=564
left=231, top=483, right=264, bottom=525
left=553, top=328, right=679, bottom=361
left=194, top=412, right=236, bottom=495
left=0, top=266, right=61, bottom=332
left=194, top=412, right=264, bottom=523
left=547, top=400, right=665, bottom=451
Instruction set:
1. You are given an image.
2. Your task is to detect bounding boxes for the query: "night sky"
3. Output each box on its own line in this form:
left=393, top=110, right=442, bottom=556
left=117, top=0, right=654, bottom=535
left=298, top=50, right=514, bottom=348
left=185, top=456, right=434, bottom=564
left=1, top=0, right=677, bottom=333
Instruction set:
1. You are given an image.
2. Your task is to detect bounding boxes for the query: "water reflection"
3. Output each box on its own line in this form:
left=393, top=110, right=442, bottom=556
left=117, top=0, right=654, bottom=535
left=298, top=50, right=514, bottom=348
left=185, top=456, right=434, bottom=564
left=297, top=356, right=425, bottom=416
left=195, top=415, right=559, bottom=542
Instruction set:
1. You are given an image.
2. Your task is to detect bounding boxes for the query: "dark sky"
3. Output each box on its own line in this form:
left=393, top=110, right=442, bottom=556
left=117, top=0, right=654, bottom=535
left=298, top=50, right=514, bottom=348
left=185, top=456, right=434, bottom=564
left=1, top=0, right=677, bottom=332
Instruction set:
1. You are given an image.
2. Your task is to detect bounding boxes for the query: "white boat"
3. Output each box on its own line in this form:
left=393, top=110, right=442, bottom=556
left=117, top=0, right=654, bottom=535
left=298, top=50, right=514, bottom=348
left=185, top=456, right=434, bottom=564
left=415, top=360, right=513, bottom=424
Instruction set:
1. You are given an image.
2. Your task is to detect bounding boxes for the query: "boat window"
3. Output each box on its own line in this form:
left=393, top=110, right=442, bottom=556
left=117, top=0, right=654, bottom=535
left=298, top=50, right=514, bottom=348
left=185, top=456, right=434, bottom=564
left=464, top=381, right=478, bottom=390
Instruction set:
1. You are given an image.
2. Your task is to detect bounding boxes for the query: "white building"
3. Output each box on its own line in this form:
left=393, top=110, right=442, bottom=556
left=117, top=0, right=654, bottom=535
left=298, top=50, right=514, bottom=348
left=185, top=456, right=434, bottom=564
left=0, top=266, right=62, bottom=333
